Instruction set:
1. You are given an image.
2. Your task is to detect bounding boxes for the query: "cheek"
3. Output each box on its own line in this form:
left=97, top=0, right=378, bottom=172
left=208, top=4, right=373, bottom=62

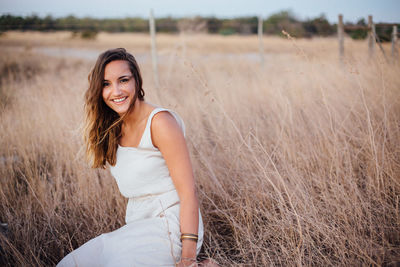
left=129, top=82, right=137, bottom=94
left=102, top=88, right=109, bottom=101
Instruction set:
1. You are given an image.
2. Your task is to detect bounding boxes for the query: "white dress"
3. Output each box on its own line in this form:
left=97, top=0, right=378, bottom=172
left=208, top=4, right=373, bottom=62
left=57, top=107, right=204, bottom=267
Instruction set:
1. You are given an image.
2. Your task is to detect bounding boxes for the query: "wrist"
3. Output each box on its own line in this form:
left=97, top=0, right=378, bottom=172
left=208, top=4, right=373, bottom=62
left=180, top=257, right=197, bottom=266
left=181, top=239, right=197, bottom=258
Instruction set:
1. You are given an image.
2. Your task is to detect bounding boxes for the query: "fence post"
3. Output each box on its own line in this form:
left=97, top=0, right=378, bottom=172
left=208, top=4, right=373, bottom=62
left=368, top=15, right=375, bottom=57
left=392, top=25, right=398, bottom=62
left=258, top=15, right=264, bottom=67
left=338, top=14, right=344, bottom=60
left=149, top=9, right=159, bottom=89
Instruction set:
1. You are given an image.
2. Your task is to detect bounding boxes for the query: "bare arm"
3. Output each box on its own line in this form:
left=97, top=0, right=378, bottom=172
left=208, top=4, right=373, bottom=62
left=151, top=111, right=199, bottom=264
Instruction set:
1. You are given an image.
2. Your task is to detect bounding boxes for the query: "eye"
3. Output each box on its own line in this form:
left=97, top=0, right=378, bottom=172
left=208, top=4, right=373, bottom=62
left=103, top=81, right=110, bottom=87
left=120, top=78, right=129, bottom=83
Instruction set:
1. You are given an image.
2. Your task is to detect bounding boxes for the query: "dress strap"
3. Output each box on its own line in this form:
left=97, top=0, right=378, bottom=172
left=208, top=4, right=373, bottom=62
left=139, top=107, right=186, bottom=149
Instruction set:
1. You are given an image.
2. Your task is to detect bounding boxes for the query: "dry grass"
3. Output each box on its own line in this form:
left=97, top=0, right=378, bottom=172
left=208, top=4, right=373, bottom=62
left=0, top=32, right=399, bottom=266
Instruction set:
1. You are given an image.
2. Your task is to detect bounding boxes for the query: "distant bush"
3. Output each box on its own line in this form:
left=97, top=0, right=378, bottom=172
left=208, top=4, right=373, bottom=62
left=205, top=17, right=222, bottom=34
left=80, top=30, right=97, bottom=39
left=264, top=10, right=298, bottom=35
left=375, top=25, right=397, bottom=42
left=345, top=18, right=368, bottom=40
left=343, top=18, right=399, bottom=41
left=263, top=10, right=309, bottom=38
left=219, top=28, right=236, bottom=35
left=349, top=29, right=368, bottom=40
left=303, top=15, right=335, bottom=37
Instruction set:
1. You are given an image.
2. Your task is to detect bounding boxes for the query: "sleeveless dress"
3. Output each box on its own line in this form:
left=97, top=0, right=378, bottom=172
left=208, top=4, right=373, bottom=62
left=57, top=107, right=204, bottom=267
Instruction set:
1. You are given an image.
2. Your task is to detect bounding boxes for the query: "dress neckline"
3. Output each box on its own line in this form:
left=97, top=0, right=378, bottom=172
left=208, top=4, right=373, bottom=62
left=118, top=106, right=164, bottom=149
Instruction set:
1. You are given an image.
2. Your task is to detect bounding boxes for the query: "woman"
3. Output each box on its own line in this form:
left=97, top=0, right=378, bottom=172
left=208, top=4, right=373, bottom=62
left=57, top=48, right=204, bottom=266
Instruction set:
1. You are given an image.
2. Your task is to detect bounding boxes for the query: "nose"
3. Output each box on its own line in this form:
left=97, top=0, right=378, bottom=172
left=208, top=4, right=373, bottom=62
left=111, top=83, right=123, bottom=95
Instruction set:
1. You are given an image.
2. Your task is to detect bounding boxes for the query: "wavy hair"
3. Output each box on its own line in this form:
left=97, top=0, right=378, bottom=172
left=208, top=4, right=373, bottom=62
left=84, top=48, right=145, bottom=168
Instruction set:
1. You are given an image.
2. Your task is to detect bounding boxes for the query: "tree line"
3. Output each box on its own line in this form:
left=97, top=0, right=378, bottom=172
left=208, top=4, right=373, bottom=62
left=0, top=11, right=397, bottom=41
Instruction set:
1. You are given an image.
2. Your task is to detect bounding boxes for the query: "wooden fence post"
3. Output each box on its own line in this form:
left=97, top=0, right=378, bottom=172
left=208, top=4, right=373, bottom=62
left=338, top=14, right=344, bottom=60
left=258, top=15, right=264, bottom=67
left=368, top=15, right=375, bottom=57
left=392, top=25, right=398, bottom=62
left=149, top=9, right=159, bottom=89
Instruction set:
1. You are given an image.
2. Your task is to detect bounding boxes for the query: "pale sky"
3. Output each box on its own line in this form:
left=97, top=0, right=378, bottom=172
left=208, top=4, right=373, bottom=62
left=0, top=0, right=399, bottom=23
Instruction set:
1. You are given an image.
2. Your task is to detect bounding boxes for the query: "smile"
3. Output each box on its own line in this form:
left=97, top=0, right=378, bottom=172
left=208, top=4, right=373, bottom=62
left=112, top=96, right=128, bottom=103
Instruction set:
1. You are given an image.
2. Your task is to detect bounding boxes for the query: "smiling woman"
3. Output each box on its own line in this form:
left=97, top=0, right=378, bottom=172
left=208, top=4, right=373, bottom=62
left=56, top=48, right=208, bottom=267
left=102, top=60, right=136, bottom=115
left=82, top=48, right=145, bottom=167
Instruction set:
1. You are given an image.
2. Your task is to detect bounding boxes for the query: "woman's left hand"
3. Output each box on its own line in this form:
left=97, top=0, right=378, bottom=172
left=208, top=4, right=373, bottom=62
left=176, top=260, right=198, bottom=267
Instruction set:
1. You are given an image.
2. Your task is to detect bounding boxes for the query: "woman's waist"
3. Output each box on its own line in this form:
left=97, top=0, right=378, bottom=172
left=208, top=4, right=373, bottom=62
left=125, top=189, right=180, bottom=223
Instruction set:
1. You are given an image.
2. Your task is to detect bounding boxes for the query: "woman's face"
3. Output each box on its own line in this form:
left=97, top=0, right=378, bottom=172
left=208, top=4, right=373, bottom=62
left=102, top=60, right=136, bottom=116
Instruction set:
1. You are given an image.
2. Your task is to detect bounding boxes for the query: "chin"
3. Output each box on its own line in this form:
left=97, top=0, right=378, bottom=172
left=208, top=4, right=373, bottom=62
left=110, top=102, right=132, bottom=115
left=115, top=109, right=128, bottom=116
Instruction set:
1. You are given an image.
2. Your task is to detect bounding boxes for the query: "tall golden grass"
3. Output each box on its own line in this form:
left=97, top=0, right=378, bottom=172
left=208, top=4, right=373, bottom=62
left=0, top=32, right=399, bottom=266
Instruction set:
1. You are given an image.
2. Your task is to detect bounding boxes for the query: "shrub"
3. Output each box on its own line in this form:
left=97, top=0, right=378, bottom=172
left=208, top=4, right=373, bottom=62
left=80, top=30, right=97, bottom=40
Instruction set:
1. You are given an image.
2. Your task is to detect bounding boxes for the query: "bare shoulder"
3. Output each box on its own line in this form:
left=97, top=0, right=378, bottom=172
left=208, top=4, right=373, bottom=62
left=151, top=111, right=184, bottom=148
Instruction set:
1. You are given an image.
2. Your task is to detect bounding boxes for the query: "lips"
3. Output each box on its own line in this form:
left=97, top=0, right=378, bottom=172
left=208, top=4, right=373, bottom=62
left=112, top=96, right=128, bottom=104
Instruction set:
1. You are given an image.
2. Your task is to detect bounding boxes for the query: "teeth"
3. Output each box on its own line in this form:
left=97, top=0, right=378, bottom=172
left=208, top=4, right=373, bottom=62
left=113, top=97, right=127, bottom=103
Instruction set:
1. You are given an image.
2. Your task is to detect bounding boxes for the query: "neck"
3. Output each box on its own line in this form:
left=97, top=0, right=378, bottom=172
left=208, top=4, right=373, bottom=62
left=123, top=99, right=145, bottom=126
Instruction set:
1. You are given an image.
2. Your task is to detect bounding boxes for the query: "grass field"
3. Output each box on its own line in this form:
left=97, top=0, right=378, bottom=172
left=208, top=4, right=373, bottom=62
left=0, top=31, right=399, bottom=266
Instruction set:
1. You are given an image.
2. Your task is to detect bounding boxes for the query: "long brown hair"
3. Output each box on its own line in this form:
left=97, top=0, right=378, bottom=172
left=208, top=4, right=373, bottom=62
left=84, top=48, right=145, bottom=168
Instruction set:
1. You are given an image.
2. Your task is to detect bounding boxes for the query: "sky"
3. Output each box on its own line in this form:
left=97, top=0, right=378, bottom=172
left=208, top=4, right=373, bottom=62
left=0, top=0, right=399, bottom=23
